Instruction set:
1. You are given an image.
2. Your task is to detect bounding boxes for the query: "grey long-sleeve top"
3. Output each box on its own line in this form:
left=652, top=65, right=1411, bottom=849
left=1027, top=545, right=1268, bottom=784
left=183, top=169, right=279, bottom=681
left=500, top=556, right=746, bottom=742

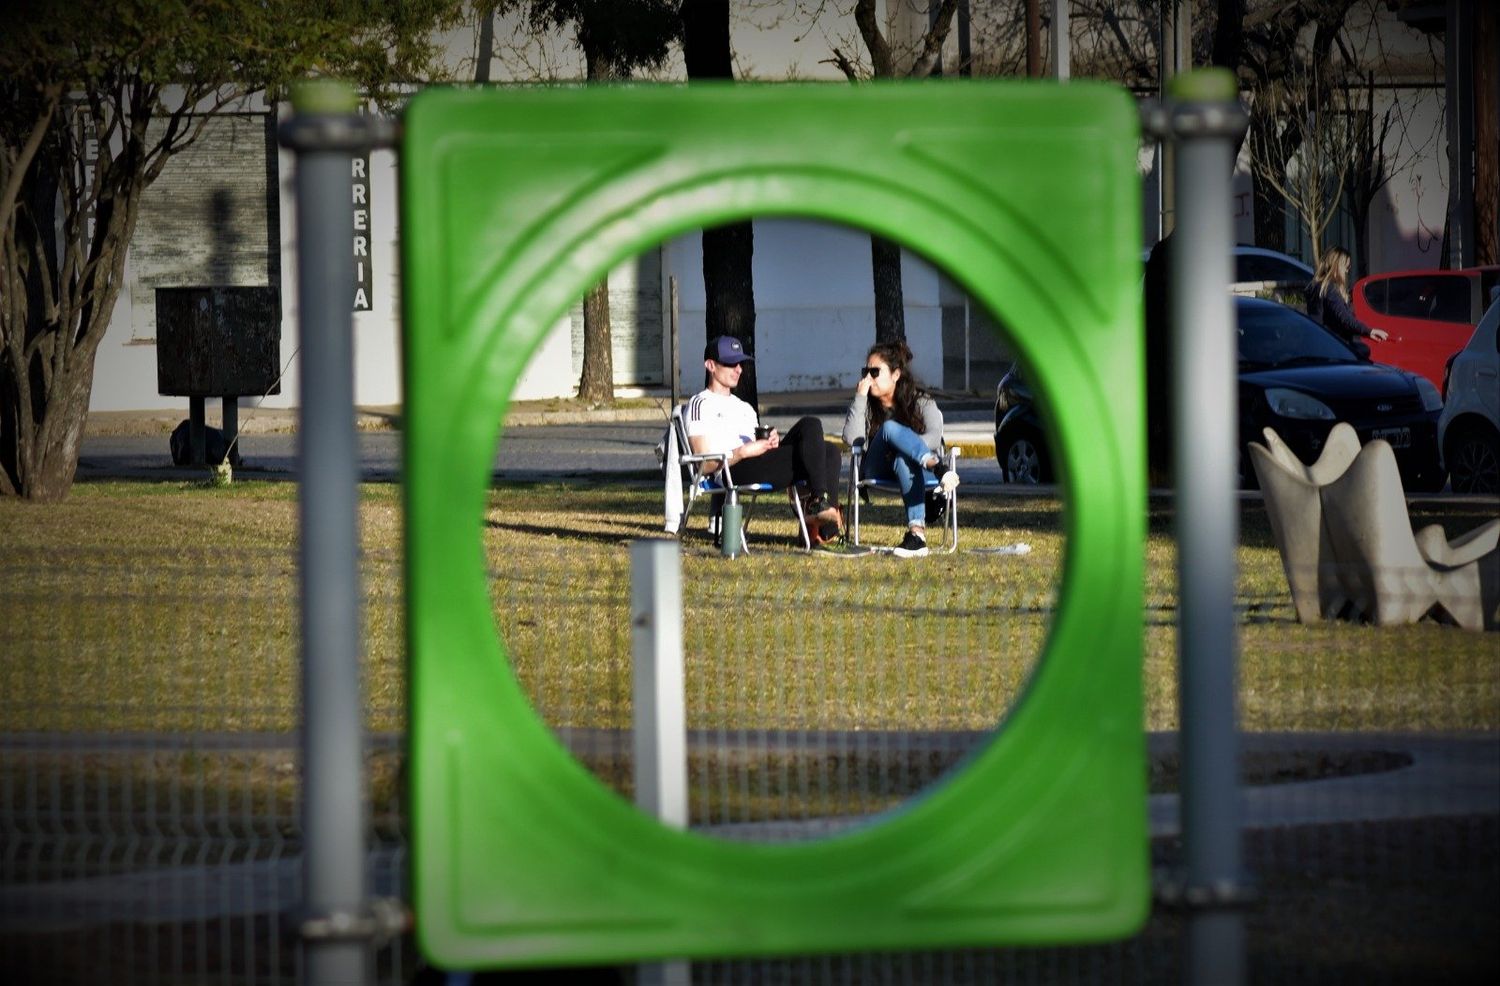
left=841, top=392, right=944, bottom=454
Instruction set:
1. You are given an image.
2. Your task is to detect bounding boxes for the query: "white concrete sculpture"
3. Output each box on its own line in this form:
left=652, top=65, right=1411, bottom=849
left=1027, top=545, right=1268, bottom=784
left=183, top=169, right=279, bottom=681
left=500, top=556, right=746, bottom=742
left=1248, top=423, right=1362, bottom=623
left=1320, top=439, right=1499, bottom=631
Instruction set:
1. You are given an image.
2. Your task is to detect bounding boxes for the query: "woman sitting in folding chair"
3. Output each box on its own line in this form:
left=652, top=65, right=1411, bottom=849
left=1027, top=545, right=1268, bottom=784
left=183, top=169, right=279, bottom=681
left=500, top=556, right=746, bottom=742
left=841, top=340, right=959, bottom=558
left=687, top=335, right=844, bottom=544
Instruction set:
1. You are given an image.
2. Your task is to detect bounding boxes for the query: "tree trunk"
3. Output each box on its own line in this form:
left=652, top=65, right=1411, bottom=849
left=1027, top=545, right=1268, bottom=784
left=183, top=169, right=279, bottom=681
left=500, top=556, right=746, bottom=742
left=700, top=223, right=758, bottom=407
left=23, top=362, right=95, bottom=502
left=3, top=169, right=122, bottom=501
left=1249, top=115, right=1287, bottom=252
left=1025, top=0, right=1041, bottom=77
left=1211, top=0, right=1247, bottom=78
left=1350, top=199, right=1372, bottom=279
left=871, top=235, right=906, bottom=344
left=576, top=50, right=619, bottom=406
left=851, top=0, right=954, bottom=347
left=577, top=279, right=614, bottom=404
left=1475, top=1, right=1499, bottom=266
left=683, top=0, right=759, bottom=407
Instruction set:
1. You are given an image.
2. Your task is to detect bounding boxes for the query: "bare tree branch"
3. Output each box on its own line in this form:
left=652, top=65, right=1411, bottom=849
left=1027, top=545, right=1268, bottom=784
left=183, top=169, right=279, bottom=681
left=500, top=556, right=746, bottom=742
left=821, top=47, right=862, bottom=81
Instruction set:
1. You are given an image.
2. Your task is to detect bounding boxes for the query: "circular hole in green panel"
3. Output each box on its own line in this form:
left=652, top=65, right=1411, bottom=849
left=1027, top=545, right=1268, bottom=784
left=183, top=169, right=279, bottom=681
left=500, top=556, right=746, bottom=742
left=481, top=218, right=1066, bottom=843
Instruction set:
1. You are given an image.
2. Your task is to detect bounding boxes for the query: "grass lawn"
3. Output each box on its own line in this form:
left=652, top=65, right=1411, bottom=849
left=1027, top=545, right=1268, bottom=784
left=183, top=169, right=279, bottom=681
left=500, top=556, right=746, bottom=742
left=1, top=478, right=1496, bottom=831
left=3, top=478, right=1494, bottom=734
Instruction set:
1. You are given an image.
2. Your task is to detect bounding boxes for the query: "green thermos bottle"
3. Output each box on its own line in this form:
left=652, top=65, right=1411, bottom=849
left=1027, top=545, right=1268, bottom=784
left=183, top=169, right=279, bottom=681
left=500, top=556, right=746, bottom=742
left=720, top=496, right=743, bottom=558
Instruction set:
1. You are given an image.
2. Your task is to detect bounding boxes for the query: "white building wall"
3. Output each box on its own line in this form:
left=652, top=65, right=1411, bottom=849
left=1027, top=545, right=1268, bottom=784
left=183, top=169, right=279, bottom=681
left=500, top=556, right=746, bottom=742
left=662, top=219, right=944, bottom=396
left=82, top=1, right=1453, bottom=414
left=1366, top=89, right=1451, bottom=274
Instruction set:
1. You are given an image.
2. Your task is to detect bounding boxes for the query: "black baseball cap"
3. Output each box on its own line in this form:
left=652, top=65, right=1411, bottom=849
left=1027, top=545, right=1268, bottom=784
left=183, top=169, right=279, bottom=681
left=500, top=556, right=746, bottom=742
left=704, top=335, right=754, bottom=365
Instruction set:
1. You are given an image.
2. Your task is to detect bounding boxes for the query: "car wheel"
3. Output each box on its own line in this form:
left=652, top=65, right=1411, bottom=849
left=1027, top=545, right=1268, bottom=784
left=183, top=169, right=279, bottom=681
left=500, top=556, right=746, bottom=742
left=1405, top=459, right=1449, bottom=494
left=1000, top=430, right=1049, bottom=485
left=1446, top=425, right=1500, bottom=495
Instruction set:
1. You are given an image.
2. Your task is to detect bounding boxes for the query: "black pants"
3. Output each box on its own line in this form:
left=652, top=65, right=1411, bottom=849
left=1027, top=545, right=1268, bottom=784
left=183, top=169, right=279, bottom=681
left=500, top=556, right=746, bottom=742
left=729, top=416, right=842, bottom=503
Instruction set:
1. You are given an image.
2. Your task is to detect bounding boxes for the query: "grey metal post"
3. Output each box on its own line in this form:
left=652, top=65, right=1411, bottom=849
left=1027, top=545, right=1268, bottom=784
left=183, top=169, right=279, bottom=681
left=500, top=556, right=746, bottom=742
left=1164, top=69, right=1250, bottom=986
left=286, top=80, right=369, bottom=986
left=631, top=539, right=688, bottom=825
left=222, top=396, right=238, bottom=456
left=669, top=276, right=681, bottom=410
left=1445, top=0, right=1475, bottom=268
left=1049, top=0, right=1069, bottom=80
left=631, top=540, right=689, bottom=986
left=1157, top=0, right=1192, bottom=238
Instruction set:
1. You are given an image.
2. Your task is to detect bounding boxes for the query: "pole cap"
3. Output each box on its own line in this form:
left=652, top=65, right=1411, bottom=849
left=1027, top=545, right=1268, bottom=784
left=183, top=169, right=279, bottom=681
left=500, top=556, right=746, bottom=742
left=1167, top=68, right=1239, bottom=104
left=292, top=79, right=359, bottom=115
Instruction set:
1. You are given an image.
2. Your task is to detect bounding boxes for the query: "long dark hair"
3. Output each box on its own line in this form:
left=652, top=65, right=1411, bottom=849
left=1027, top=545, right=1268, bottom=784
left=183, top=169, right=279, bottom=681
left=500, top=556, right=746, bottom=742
left=865, top=340, right=926, bottom=436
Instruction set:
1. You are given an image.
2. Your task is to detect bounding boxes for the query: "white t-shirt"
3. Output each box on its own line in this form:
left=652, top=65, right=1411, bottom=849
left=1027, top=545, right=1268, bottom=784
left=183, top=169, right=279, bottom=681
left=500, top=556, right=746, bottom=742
left=685, top=389, right=757, bottom=455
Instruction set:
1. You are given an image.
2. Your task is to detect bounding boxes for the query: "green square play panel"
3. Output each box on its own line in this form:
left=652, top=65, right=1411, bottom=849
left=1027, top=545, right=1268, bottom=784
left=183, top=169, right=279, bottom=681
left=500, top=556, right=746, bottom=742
left=402, top=81, right=1148, bottom=968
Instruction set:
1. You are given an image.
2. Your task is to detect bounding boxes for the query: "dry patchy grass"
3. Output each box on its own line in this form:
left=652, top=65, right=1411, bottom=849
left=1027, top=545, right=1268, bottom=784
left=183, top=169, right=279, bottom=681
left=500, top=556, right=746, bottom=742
left=1, top=480, right=1496, bottom=740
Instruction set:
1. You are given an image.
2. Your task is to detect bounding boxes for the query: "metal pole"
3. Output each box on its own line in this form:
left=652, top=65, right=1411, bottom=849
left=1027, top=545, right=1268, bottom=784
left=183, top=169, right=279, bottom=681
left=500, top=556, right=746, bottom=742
left=288, top=79, right=369, bottom=986
left=669, top=275, right=681, bottom=410
left=1158, top=0, right=1193, bottom=238
left=1164, top=69, right=1250, bottom=986
left=631, top=540, right=689, bottom=986
left=1050, top=0, right=1070, bottom=80
left=1445, top=0, right=1475, bottom=268
left=222, top=396, right=238, bottom=457
left=631, top=539, right=688, bottom=828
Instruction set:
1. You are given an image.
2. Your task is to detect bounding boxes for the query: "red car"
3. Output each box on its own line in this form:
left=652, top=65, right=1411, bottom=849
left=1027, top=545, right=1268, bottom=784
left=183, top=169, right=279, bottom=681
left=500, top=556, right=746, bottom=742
left=1352, top=266, right=1500, bottom=390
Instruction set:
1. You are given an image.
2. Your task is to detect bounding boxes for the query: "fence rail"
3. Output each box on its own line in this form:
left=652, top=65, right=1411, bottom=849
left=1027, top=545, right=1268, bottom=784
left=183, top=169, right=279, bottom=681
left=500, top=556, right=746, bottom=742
left=2, top=532, right=1496, bottom=984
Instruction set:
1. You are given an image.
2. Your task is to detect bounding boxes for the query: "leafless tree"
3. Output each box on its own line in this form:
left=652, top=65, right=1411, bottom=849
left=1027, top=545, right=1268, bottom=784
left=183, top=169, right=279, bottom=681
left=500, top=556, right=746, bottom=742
left=1, top=0, right=464, bottom=500
left=479, top=2, right=680, bottom=405
left=825, top=0, right=958, bottom=343
left=1247, top=61, right=1359, bottom=268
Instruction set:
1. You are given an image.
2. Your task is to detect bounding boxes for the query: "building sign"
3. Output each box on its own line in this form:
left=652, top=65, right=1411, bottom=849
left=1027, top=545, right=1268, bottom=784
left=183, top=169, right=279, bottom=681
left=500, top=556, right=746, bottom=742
left=129, top=113, right=278, bottom=341
left=353, top=153, right=372, bottom=311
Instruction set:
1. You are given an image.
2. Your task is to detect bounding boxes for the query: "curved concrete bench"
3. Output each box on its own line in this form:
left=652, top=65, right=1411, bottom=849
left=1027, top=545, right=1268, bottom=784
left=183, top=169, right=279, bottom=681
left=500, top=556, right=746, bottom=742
left=1320, top=439, right=1499, bottom=631
left=1248, top=422, right=1362, bottom=623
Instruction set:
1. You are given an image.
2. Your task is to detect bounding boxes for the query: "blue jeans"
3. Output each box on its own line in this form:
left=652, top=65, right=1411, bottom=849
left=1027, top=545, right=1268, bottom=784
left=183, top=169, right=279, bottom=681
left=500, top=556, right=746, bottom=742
left=863, top=418, right=936, bottom=526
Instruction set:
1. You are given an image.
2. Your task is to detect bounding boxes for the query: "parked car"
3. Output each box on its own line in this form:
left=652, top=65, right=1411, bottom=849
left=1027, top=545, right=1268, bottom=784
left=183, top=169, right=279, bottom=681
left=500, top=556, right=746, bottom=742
left=1353, top=265, right=1500, bottom=390
left=1437, top=299, right=1500, bottom=494
left=993, top=367, right=1051, bottom=484
left=1141, top=245, right=1313, bottom=298
left=1230, top=245, right=1314, bottom=296
left=994, top=297, right=1445, bottom=490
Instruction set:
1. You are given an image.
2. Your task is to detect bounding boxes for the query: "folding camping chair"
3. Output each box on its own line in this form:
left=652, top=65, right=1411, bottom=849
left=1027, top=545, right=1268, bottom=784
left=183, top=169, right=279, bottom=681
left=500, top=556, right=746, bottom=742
left=844, top=439, right=961, bottom=553
left=661, top=407, right=812, bottom=552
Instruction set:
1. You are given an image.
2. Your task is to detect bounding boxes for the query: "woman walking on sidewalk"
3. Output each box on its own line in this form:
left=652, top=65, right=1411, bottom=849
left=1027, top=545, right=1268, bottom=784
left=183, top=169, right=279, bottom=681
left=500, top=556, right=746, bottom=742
left=1304, top=246, right=1387, bottom=359
left=841, top=341, right=958, bottom=558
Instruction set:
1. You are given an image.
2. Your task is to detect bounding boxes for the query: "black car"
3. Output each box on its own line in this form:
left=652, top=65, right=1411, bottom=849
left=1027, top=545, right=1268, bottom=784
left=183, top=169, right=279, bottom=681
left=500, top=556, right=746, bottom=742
left=993, top=366, right=1052, bottom=485
left=994, top=297, right=1446, bottom=490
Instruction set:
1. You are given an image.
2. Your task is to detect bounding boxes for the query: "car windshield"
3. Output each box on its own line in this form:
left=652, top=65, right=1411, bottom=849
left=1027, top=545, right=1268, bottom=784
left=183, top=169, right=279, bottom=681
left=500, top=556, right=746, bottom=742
left=1237, top=303, right=1359, bottom=368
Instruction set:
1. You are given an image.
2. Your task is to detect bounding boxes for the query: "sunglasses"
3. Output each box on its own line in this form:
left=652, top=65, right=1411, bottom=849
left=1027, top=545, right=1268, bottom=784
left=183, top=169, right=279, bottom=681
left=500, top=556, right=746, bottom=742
left=861, top=366, right=885, bottom=378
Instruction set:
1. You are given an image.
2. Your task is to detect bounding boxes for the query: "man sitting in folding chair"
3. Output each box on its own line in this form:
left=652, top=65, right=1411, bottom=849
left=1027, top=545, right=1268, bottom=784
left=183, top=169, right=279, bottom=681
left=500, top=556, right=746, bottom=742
left=841, top=340, right=960, bottom=557
left=682, top=335, right=844, bottom=547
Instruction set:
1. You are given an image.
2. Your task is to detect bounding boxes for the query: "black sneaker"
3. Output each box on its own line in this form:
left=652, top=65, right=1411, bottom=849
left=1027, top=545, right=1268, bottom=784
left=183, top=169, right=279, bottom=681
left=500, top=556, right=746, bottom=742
left=891, top=529, right=929, bottom=558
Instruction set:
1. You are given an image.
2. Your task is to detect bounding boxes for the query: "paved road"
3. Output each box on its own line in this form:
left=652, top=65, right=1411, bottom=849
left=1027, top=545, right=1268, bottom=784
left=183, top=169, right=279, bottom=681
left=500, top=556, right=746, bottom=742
left=77, top=412, right=1008, bottom=486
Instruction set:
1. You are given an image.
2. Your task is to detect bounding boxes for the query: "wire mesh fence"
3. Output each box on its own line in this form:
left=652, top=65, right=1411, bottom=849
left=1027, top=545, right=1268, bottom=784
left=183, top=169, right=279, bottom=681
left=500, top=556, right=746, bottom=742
left=0, top=546, right=408, bottom=985
left=2, top=496, right=1497, bottom=984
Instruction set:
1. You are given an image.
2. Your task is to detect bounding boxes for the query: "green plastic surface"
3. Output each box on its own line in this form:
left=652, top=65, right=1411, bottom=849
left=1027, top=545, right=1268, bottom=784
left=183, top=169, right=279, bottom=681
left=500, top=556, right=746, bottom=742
left=402, top=81, right=1148, bottom=968
left=291, top=78, right=358, bottom=114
